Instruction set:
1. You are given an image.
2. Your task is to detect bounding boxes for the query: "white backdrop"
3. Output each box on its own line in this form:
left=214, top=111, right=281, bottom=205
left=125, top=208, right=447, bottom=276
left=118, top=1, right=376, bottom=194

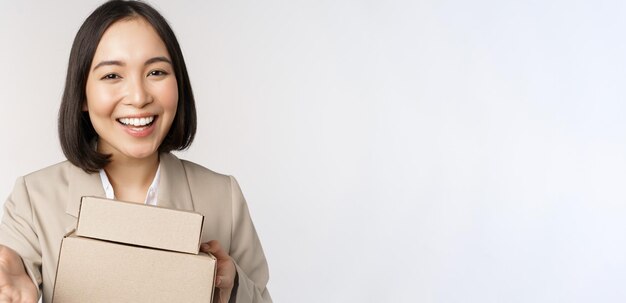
left=1, top=1, right=626, bottom=302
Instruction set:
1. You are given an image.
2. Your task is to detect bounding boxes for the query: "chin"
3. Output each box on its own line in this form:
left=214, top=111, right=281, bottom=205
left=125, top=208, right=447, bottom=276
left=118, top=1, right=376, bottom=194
left=124, top=148, right=159, bottom=160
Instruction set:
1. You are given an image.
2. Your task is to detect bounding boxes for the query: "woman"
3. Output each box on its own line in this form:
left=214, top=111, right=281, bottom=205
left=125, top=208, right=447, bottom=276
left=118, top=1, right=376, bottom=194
left=0, top=1, right=271, bottom=302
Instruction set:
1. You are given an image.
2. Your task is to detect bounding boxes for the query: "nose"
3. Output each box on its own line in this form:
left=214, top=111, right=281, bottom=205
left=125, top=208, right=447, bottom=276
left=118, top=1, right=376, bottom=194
left=124, top=77, right=153, bottom=108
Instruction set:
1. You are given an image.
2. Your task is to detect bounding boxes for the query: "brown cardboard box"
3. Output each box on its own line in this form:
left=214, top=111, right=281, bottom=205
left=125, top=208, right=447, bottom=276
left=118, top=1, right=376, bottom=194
left=52, top=198, right=216, bottom=303
left=76, top=196, right=204, bottom=254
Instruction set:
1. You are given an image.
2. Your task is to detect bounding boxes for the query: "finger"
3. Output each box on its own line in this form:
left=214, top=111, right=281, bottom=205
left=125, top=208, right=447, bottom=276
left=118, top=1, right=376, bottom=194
left=199, top=243, right=210, bottom=254
left=199, top=242, right=219, bottom=256
left=215, top=275, right=234, bottom=289
left=203, top=240, right=230, bottom=260
left=215, top=275, right=222, bottom=287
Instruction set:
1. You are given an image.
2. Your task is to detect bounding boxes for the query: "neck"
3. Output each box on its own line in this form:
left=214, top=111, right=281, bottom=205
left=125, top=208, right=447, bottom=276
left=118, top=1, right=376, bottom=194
left=102, top=152, right=160, bottom=203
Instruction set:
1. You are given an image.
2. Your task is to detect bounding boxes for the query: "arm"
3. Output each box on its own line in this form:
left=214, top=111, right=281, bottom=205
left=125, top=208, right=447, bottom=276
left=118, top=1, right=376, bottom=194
left=0, top=177, right=42, bottom=302
left=227, top=176, right=271, bottom=303
left=0, top=245, right=38, bottom=302
left=199, top=176, right=272, bottom=303
left=200, top=177, right=272, bottom=303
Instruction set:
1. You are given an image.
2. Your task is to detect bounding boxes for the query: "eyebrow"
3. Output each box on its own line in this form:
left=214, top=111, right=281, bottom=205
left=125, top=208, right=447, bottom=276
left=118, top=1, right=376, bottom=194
left=92, top=56, right=172, bottom=71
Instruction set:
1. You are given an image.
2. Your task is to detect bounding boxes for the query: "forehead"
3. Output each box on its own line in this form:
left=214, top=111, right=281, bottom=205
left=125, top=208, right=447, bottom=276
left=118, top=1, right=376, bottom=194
left=92, top=17, right=170, bottom=63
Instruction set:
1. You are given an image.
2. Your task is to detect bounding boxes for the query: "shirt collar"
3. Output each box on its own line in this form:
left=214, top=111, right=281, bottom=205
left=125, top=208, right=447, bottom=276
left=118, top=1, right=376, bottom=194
left=98, top=163, right=161, bottom=206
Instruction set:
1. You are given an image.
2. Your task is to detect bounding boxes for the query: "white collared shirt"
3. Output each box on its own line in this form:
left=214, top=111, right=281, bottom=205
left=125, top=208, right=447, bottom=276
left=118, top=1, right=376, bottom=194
left=98, top=164, right=161, bottom=206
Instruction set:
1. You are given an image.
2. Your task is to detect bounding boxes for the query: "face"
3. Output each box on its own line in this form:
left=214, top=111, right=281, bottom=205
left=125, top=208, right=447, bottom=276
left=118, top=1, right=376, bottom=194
left=85, top=17, right=178, bottom=162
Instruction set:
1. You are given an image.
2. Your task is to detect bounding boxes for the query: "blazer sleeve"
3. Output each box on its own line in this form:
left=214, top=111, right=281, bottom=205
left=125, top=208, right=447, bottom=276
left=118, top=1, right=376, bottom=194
left=228, top=176, right=272, bottom=303
left=0, top=176, right=42, bottom=298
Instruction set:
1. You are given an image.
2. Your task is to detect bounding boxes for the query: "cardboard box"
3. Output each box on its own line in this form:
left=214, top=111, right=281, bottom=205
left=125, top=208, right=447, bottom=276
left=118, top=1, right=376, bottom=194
left=76, top=196, right=204, bottom=254
left=52, top=198, right=216, bottom=303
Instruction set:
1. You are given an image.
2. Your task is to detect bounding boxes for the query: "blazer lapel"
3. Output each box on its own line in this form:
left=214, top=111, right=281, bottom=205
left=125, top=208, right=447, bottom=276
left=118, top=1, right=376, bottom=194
left=66, top=165, right=107, bottom=218
left=65, top=153, right=195, bottom=218
left=157, top=152, right=195, bottom=211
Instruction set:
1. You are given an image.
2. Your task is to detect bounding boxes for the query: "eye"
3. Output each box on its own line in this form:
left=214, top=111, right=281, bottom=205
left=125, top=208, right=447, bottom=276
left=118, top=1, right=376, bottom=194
left=100, top=73, right=121, bottom=80
left=148, top=70, right=169, bottom=77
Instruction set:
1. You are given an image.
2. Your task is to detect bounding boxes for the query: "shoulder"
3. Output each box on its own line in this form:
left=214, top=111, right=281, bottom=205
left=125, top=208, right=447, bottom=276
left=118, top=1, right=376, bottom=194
left=22, top=160, right=76, bottom=186
left=168, top=155, right=233, bottom=186
left=7, top=160, right=78, bottom=215
left=180, top=158, right=236, bottom=192
left=167, top=155, right=239, bottom=221
left=179, top=158, right=229, bottom=180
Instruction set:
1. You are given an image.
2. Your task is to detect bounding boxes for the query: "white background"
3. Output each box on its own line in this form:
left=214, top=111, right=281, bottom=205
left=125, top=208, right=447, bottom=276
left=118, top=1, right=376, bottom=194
left=1, top=1, right=626, bottom=302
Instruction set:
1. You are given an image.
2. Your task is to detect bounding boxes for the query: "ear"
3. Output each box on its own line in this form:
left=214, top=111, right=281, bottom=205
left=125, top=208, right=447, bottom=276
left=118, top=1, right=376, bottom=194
left=82, top=101, right=88, bottom=111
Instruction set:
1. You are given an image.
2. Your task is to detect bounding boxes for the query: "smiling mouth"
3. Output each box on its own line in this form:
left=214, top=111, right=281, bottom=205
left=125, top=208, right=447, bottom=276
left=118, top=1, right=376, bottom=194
left=117, top=115, right=157, bottom=128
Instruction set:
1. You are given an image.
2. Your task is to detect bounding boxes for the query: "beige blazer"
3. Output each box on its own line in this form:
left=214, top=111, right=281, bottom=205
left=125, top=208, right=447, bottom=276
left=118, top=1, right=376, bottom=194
left=0, top=153, right=271, bottom=303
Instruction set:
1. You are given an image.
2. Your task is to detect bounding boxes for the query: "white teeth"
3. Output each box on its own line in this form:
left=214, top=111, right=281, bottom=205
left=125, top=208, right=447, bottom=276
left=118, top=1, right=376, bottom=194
left=118, top=116, right=155, bottom=127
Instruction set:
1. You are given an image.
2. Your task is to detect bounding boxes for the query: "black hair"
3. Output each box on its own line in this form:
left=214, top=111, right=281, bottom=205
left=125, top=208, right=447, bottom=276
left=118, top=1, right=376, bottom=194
left=58, top=0, right=196, bottom=173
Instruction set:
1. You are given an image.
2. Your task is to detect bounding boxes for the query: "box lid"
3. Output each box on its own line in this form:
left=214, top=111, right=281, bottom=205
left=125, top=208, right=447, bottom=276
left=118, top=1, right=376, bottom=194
left=76, top=196, right=204, bottom=254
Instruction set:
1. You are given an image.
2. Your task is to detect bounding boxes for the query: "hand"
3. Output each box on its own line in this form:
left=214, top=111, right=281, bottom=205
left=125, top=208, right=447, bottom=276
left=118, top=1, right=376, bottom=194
left=200, top=240, right=236, bottom=303
left=0, top=246, right=38, bottom=303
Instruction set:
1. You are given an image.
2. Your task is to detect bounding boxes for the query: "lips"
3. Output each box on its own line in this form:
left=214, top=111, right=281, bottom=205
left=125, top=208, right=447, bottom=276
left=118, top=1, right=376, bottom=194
left=116, top=115, right=158, bottom=137
left=117, top=115, right=156, bottom=127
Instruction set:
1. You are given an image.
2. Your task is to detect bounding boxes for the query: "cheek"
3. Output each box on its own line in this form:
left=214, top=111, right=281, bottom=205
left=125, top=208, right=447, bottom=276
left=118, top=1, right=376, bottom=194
left=85, top=94, right=111, bottom=118
left=85, top=79, right=119, bottom=115
left=158, top=78, right=179, bottom=115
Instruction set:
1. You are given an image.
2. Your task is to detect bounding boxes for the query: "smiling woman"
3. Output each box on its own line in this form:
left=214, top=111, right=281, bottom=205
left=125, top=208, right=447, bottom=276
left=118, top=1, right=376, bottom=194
left=0, top=1, right=271, bottom=303
left=84, top=18, right=179, bottom=202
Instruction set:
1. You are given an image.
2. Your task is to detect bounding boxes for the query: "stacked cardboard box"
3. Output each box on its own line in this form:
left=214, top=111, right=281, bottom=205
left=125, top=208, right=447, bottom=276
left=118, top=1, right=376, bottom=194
left=52, top=196, right=216, bottom=302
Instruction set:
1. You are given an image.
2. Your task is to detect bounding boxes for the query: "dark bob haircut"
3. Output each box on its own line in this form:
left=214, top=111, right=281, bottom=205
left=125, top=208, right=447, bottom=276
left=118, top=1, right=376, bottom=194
left=58, top=0, right=196, bottom=173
